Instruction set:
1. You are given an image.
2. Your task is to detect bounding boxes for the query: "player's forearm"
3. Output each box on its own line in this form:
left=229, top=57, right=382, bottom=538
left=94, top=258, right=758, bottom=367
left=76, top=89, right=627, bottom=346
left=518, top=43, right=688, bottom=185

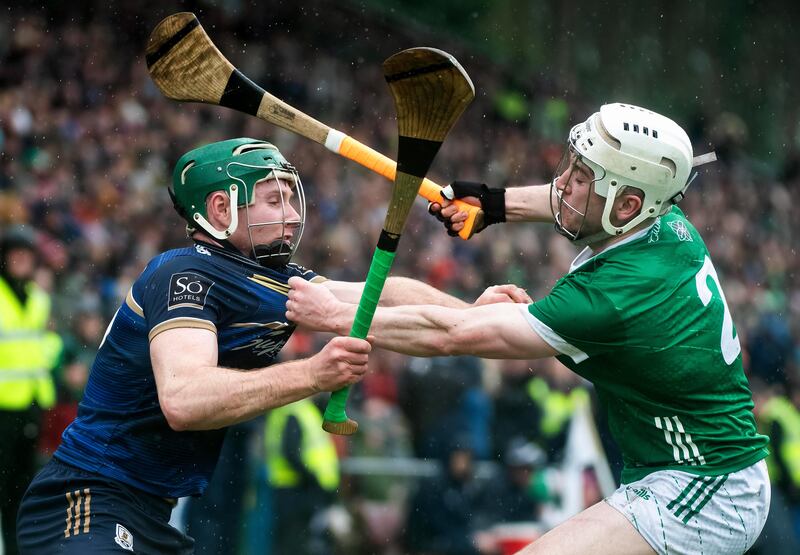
left=380, top=277, right=469, bottom=308
left=161, top=359, right=316, bottom=431
left=505, top=184, right=554, bottom=223
left=328, top=302, right=474, bottom=357
left=327, top=277, right=469, bottom=308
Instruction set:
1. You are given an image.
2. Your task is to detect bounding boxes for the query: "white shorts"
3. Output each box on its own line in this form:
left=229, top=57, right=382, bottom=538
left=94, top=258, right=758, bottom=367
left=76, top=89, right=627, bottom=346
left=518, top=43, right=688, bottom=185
left=605, top=460, right=770, bottom=555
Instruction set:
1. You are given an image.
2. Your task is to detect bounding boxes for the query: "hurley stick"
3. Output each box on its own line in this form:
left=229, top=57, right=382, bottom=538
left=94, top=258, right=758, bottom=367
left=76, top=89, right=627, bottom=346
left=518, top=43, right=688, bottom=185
left=146, top=13, right=483, bottom=239
left=321, top=47, right=475, bottom=434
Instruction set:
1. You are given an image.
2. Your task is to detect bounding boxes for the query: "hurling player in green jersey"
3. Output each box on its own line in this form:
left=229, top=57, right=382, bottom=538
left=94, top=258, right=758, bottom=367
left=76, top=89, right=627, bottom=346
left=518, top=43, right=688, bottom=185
left=287, top=103, right=770, bottom=555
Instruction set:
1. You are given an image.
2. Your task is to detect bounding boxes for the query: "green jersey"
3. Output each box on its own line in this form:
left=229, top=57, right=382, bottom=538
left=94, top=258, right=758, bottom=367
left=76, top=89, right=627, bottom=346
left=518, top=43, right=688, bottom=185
left=524, top=206, right=769, bottom=483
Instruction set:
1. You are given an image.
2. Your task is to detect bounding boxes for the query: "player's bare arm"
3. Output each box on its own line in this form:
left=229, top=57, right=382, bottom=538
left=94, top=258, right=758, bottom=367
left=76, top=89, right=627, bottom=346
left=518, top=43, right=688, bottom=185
left=150, top=326, right=370, bottom=431
left=504, top=184, right=554, bottom=222
left=288, top=277, right=553, bottom=359
left=323, top=278, right=530, bottom=307
left=430, top=183, right=554, bottom=234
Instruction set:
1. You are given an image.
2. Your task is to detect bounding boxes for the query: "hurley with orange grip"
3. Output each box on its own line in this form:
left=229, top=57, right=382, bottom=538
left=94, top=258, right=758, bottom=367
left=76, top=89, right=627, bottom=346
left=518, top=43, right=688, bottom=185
left=145, top=13, right=484, bottom=239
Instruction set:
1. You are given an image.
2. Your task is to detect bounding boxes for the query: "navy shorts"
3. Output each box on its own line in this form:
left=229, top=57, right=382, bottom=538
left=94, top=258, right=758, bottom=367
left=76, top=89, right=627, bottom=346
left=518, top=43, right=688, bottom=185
left=17, top=458, right=194, bottom=554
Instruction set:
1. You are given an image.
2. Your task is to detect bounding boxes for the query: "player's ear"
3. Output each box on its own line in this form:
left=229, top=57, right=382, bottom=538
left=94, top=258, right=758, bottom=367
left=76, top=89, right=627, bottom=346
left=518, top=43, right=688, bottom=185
left=206, top=191, right=232, bottom=227
left=614, top=189, right=644, bottom=225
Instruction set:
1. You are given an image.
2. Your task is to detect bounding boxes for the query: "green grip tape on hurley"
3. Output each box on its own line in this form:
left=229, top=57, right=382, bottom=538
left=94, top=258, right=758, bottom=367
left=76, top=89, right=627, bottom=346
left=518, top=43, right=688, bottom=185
left=323, top=247, right=397, bottom=423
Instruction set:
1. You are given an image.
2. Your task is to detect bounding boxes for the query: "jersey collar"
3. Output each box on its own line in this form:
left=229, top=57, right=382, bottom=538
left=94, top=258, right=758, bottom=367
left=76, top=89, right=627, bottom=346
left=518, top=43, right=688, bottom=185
left=569, top=222, right=655, bottom=273
left=194, top=239, right=277, bottom=271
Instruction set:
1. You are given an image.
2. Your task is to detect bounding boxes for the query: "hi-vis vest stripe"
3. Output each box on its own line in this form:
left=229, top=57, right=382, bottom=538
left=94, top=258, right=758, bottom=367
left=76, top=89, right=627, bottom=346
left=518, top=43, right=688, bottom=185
left=64, top=488, right=91, bottom=537
left=655, top=416, right=706, bottom=466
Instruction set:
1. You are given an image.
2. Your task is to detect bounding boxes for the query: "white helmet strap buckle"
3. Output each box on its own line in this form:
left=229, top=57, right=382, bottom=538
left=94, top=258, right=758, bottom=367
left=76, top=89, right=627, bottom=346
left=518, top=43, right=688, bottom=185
left=194, top=183, right=240, bottom=239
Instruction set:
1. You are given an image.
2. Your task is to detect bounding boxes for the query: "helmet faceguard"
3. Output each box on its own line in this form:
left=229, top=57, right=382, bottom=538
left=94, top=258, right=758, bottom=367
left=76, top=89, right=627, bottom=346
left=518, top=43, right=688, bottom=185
left=552, top=103, right=695, bottom=243
left=236, top=164, right=306, bottom=268
left=550, top=146, right=604, bottom=242
left=171, top=138, right=306, bottom=268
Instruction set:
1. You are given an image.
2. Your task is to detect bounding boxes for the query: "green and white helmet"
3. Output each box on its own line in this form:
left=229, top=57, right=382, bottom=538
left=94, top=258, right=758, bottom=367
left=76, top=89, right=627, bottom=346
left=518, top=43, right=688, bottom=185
left=553, top=103, right=702, bottom=242
left=170, top=138, right=306, bottom=267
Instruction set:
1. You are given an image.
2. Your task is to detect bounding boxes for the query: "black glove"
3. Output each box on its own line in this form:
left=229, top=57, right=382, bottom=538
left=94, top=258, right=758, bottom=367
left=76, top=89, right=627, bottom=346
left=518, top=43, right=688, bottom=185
left=428, top=180, right=506, bottom=236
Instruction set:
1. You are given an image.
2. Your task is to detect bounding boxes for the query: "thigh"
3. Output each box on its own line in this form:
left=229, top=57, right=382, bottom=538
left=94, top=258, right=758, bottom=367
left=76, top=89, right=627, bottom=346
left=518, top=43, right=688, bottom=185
left=516, top=501, right=656, bottom=555
left=17, top=460, right=194, bottom=555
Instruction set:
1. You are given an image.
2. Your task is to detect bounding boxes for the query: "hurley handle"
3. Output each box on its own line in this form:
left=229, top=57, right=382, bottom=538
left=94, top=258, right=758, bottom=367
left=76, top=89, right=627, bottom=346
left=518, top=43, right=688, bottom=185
left=321, top=247, right=396, bottom=434
left=335, top=136, right=483, bottom=239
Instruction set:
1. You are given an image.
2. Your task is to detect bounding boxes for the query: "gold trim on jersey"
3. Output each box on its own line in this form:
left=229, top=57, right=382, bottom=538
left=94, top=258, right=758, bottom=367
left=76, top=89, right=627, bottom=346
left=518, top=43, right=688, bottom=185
left=126, top=289, right=144, bottom=317
left=229, top=321, right=290, bottom=330
left=148, top=317, right=217, bottom=342
left=248, top=274, right=290, bottom=295
left=64, top=488, right=91, bottom=537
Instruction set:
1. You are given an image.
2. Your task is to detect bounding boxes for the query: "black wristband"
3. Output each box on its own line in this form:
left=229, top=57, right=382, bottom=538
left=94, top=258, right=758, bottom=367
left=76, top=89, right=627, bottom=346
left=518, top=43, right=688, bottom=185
left=445, top=180, right=506, bottom=230
left=478, top=184, right=506, bottom=226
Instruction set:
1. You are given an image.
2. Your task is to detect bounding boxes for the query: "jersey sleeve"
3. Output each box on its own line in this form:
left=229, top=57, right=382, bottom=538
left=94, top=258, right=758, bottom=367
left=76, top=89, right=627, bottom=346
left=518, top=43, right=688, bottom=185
left=286, top=262, right=326, bottom=283
left=141, top=259, right=222, bottom=342
left=523, top=273, right=625, bottom=363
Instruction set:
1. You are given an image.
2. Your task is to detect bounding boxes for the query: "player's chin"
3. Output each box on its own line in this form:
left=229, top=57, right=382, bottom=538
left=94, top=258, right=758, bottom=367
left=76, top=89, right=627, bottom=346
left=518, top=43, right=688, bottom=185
left=560, top=219, right=579, bottom=236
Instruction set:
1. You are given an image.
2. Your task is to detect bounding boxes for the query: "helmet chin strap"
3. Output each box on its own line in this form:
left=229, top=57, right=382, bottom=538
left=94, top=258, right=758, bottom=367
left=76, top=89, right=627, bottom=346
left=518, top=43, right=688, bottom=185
left=551, top=178, right=616, bottom=248
left=569, top=228, right=613, bottom=249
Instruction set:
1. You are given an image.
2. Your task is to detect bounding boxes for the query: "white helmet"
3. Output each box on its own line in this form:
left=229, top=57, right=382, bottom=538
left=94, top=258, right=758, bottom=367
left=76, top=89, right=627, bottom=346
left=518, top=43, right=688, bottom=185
left=566, top=103, right=694, bottom=236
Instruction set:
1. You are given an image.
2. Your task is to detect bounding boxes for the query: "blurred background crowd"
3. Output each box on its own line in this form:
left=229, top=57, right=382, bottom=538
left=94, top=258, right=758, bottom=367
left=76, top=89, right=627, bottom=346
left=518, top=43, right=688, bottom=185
left=1, top=0, right=798, bottom=554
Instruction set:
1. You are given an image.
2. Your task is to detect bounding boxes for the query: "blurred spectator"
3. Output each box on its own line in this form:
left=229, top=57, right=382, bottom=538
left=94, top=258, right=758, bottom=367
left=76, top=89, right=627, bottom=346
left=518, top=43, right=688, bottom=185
left=492, top=359, right=588, bottom=464
left=751, top=380, right=800, bottom=553
left=265, top=395, right=340, bottom=555
left=748, top=312, right=795, bottom=387
left=0, top=225, right=62, bottom=555
left=487, top=439, right=546, bottom=523
left=491, top=360, right=544, bottom=460
left=347, top=395, right=413, bottom=553
left=38, top=304, right=100, bottom=456
left=404, top=435, right=492, bottom=555
left=399, top=356, right=490, bottom=460
left=184, top=420, right=255, bottom=555
left=471, top=439, right=547, bottom=555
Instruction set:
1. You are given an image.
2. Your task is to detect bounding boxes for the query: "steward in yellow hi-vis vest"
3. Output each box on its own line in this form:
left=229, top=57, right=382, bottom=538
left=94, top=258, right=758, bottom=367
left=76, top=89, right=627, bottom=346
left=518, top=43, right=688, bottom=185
left=266, top=398, right=339, bottom=491
left=0, top=275, right=62, bottom=410
left=760, top=395, right=800, bottom=499
left=265, top=397, right=339, bottom=554
left=0, top=226, right=63, bottom=555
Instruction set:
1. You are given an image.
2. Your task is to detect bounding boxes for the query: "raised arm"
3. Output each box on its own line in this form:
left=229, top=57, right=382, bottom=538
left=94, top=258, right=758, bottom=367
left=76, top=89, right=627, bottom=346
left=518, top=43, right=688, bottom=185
left=150, top=327, right=370, bottom=431
left=504, top=184, right=554, bottom=222
left=429, top=182, right=555, bottom=235
left=287, top=277, right=556, bottom=360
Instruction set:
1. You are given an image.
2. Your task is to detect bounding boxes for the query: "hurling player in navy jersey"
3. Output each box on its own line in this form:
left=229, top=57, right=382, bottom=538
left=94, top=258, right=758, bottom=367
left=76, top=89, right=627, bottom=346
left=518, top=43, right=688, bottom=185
left=17, top=138, right=530, bottom=554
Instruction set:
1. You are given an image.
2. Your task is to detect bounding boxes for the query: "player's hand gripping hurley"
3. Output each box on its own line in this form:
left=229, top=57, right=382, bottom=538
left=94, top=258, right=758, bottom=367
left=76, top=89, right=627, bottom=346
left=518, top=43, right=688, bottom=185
left=146, top=13, right=483, bottom=240
left=320, top=48, right=475, bottom=434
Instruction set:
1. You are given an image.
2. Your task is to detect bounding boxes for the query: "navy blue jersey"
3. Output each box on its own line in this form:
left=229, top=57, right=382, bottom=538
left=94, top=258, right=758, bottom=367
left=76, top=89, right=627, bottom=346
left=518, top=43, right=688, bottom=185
left=54, top=242, right=322, bottom=498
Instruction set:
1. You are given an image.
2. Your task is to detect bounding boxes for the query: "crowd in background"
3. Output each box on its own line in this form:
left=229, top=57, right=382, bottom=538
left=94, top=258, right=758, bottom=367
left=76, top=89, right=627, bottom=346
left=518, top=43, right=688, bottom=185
left=1, top=1, right=798, bottom=554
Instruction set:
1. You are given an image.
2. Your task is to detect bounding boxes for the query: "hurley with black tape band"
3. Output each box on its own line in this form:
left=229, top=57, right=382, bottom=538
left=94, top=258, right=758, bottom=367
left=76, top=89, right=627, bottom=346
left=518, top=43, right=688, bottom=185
left=320, top=47, right=475, bottom=435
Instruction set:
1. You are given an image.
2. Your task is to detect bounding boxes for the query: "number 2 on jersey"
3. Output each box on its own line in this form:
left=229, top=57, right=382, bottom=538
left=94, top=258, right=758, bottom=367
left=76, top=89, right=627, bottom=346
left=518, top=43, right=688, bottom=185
left=694, top=255, right=741, bottom=364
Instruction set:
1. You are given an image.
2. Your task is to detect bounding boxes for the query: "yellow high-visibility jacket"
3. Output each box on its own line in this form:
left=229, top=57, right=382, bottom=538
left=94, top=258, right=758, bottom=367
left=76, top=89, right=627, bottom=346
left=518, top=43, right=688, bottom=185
left=761, top=396, right=800, bottom=489
left=0, top=277, right=62, bottom=410
left=265, top=399, right=339, bottom=491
